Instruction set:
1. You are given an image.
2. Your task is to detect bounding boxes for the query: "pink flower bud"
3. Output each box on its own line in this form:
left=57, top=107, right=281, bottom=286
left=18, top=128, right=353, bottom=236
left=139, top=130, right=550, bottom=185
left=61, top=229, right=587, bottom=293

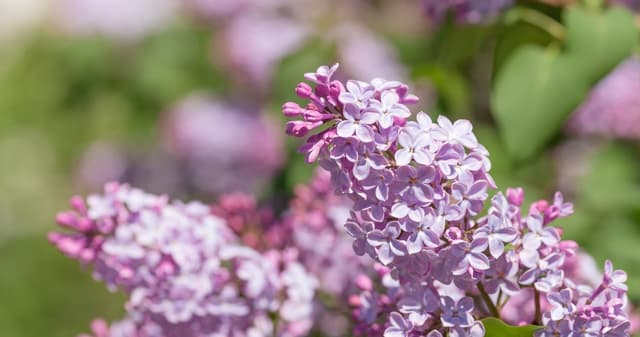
left=355, top=274, right=373, bottom=291
left=506, top=187, right=524, bottom=206
left=295, top=82, right=313, bottom=98
left=282, top=102, right=304, bottom=117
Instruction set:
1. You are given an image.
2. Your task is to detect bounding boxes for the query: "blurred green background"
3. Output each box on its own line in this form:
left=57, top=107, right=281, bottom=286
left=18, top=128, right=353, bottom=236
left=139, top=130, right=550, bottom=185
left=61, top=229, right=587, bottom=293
left=1, top=0, right=640, bottom=336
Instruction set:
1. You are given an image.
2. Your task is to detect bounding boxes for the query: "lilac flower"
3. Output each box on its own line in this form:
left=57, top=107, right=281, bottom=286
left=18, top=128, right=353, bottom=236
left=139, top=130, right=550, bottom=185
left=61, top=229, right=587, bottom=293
left=473, top=214, right=518, bottom=258
left=337, top=103, right=380, bottom=142
left=482, top=254, right=519, bottom=295
left=451, top=239, right=491, bottom=275
left=330, top=137, right=360, bottom=162
left=395, top=127, right=434, bottom=166
left=344, top=220, right=373, bottom=255
left=398, top=287, right=439, bottom=325
left=548, top=289, right=576, bottom=320
left=361, top=168, right=395, bottom=201
left=391, top=194, right=426, bottom=223
left=451, top=178, right=488, bottom=216
left=392, top=165, right=436, bottom=202
left=367, top=222, right=407, bottom=265
left=406, top=212, right=444, bottom=254
left=385, top=312, right=414, bottom=337
left=440, top=297, right=475, bottom=328
left=353, top=143, right=389, bottom=180
left=370, top=91, right=411, bottom=128
left=519, top=253, right=566, bottom=287
left=572, top=316, right=603, bottom=337
left=305, top=64, right=339, bottom=85
left=339, top=80, right=375, bottom=107
left=522, top=215, right=560, bottom=251
left=603, top=260, right=628, bottom=293
left=432, top=116, right=478, bottom=149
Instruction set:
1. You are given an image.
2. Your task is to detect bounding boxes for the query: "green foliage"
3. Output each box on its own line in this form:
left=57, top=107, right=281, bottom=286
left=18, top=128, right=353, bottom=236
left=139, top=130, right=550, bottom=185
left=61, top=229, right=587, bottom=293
left=492, top=45, right=588, bottom=161
left=0, top=236, right=125, bottom=337
left=482, top=317, right=540, bottom=337
left=492, top=6, right=638, bottom=161
left=564, top=7, right=638, bottom=84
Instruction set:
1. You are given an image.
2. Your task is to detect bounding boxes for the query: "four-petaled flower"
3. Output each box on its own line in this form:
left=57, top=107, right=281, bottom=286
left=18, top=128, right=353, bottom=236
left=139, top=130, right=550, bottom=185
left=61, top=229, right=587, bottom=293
left=367, top=222, right=407, bottom=265
left=337, top=103, right=380, bottom=143
left=370, top=91, right=411, bottom=128
left=395, top=127, right=433, bottom=166
left=440, top=296, right=475, bottom=328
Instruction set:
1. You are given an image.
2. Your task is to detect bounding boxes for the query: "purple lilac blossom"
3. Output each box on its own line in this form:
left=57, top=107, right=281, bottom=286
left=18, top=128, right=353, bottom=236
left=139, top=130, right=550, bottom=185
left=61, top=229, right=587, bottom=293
left=162, top=94, right=284, bottom=195
left=51, top=183, right=317, bottom=337
left=55, top=0, right=177, bottom=41
left=204, top=0, right=408, bottom=92
left=422, top=0, right=514, bottom=24
left=210, top=169, right=373, bottom=336
left=217, top=13, right=309, bottom=90
left=285, top=169, right=375, bottom=336
left=333, top=24, right=409, bottom=83
left=282, top=64, right=632, bottom=337
left=610, top=0, right=640, bottom=11
left=567, top=57, right=640, bottom=140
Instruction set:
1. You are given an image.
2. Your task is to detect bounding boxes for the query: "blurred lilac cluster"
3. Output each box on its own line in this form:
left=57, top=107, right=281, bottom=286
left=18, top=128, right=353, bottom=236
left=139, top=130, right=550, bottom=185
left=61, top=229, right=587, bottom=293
left=568, top=57, right=640, bottom=140
left=190, top=0, right=409, bottom=91
left=422, top=0, right=513, bottom=24
left=54, top=0, right=178, bottom=41
left=52, top=169, right=377, bottom=337
left=610, top=0, right=640, bottom=11
left=162, top=95, right=284, bottom=194
left=210, top=169, right=373, bottom=336
left=50, top=182, right=317, bottom=337
left=283, top=64, right=632, bottom=336
left=76, top=95, right=284, bottom=198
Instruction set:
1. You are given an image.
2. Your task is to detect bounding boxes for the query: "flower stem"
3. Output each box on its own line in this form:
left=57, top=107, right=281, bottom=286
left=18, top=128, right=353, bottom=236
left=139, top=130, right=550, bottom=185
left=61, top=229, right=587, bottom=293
left=478, top=282, right=500, bottom=318
left=504, top=8, right=566, bottom=41
left=534, top=288, right=542, bottom=325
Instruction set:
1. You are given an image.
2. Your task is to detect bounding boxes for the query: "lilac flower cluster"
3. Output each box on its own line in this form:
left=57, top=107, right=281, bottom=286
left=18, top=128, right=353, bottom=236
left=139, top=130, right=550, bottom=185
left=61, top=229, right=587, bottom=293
left=50, top=182, right=317, bottom=337
left=284, top=169, right=370, bottom=297
left=568, top=57, right=640, bottom=140
left=210, top=169, right=373, bottom=336
left=283, top=64, right=632, bottom=337
left=422, top=0, right=513, bottom=24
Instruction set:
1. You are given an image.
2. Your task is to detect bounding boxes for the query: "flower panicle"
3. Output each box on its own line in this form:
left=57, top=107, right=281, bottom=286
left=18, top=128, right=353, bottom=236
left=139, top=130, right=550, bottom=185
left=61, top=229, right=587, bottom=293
left=283, top=65, right=632, bottom=337
left=51, top=182, right=318, bottom=337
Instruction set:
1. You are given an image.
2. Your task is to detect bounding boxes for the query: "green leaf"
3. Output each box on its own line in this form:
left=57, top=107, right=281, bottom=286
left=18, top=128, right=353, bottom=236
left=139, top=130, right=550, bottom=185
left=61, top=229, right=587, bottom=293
left=482, top=317, right=540, bottom=337
left=564, top=6, right=638, bottom=84
left=578, top=143, right=640, bottom=213
left=491, top=46, right=587, bottom=161
left=491, top=6, right=637, bottom=161
left=413, top=64, right=471, bottom=119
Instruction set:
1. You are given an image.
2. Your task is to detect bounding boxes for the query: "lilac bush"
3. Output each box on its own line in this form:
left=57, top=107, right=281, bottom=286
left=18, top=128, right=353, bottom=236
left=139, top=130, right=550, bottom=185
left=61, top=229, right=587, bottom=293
left=283, top=64, right=632, bottom=336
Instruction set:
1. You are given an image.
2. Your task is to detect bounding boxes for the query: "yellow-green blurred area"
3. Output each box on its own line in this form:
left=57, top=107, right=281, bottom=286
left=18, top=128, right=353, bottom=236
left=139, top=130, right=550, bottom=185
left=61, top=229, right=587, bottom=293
left=1, top=0, right=640, bottom=336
